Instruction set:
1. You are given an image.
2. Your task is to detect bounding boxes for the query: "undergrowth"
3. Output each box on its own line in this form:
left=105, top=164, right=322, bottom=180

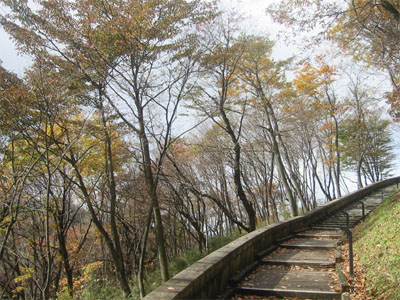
left=352, top=187, right=400, bottom=299
left=65, top=230, right=245, bottom=300
left=132, top=230, right=245, bottom=298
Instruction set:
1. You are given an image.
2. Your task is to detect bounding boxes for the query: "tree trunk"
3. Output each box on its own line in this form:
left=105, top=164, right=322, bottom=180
left=268, top=102, right=309, bottom=213
left=271, top=136, right=298, bottom=217
left=69, top=155, right=132, bottom=297
left=219, top=105, right=256, bottom=231
left=57, top=231, right=73, bottom=296
left=263, top=112, right=298, bottom=217
left=100, top=102, right=132, bottom=297
left=356, top=160, right=363, bottom=189
left=137, top=103, right=170, bottom=282
left=138, top=205, right=153, bottom=298
left=333, top=117, right=342, bottom=197
left=268, top=153, right=280, bottom=222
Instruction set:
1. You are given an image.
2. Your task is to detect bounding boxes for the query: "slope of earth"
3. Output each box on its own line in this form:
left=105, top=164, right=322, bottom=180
left=342, top=187, right=400, bottom=299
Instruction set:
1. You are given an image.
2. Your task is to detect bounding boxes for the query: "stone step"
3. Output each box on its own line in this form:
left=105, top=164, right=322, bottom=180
left=321, top=220, right=359, bottom=224
left=235, top=287, right=342, bottom=299
left=323, top=218, right=361, bottom=223
left=326, top=214, right=364, bottom=218
left=345, top=207, right=376, bottom=212
left=319, top=223, right=357, bottom=227
left=313, top=225, right=356, bottom=229
left=295, top=231, right=342, bottom=239
left=280, top=239, right=338, bottom=249
left=311, top=225, right=354, bottom=230
left=235, top=268, right=341, bottom=299
left=261, top=249, right=336, bottom=267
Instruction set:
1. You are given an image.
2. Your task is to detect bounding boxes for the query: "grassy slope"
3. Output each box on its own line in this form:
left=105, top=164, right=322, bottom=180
left=352, top=188, right=400, bottom=299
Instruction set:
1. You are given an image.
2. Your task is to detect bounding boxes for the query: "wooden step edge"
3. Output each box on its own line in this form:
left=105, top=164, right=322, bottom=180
left=261, top=259, right=336, bottom=268
left=297, top=228, right=342, bottom=233
left=218, top=287, right=236, bottom=300
left=274, top=234, right=296, bottom=245
left=295, top=228, right=342, bottom=236
left=323, top=216, right=360, bottom=219
left=256, top=245, right=279, bottom=259
left=312, top=226, right=355, bottom=230
left=293, top=227, right=342, bottom=236
left=320, top=223, right=359, bottom=226
left=293, top=227, right=312, bottom=234
left=295, top=233, right=342, bottom=238
left=280, top=244, right=338, bottom=250
left=318, top=225, right=358, bottom=229
left=315, top=227, right=356, bottom=230
left=325, top=215, right=361, bottom=218
left=323, top=217, right=360, bottom=221
left=228, top=261, right=260, bottom=287
left=323, top=219, right=364, bottom=223
left=312, top=226, right=342, bottom=230
left=235, top=287, right=342, bottom=299
left=320, top=218, right=362, bottom=224
left=348, top=203, right=379, bottom=207
left=291, top=236, right=341, bottom=241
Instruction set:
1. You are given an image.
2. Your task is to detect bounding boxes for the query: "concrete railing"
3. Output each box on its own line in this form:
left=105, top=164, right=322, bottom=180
left=143, top=176, right=400, bottom=300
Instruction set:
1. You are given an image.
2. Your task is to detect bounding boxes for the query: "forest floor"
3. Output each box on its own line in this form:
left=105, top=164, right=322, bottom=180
left=341, top=187, right=400, bottom=300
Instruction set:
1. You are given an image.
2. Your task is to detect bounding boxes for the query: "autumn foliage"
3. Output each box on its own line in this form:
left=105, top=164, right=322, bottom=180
left=0, top=0, right=398, bottom=299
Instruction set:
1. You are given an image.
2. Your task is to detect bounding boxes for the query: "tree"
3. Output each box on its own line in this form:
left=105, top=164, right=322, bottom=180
left=340, top=115, right=395, bottom=185
left=0, top=60, right=97, bottom=299
left=191, top=9, right=258, bottom=231
left=293, top=58, right=344, bottom=198
left=239, top=126, right=280, bottom=223
left=238, top=35, right=312, bottom=216
left=1, top=0, right=215, bottom=292
left=266, top=0, right=400, bottom=120
left=161, top=141, right=209, bottom=253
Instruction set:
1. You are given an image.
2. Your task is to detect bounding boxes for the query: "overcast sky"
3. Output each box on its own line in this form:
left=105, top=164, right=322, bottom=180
left=0, top=0, right=293, bottom=75
left=1, top=1, right=399, bottom=178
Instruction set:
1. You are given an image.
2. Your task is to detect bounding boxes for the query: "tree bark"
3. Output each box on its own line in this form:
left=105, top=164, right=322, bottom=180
left=219, top=100, right=257, bottom=231
left=99, top=101, right=132, bottom=297
left=138, top=204, right=153, bottom=298
left=136, top=102, right=170, bottom=282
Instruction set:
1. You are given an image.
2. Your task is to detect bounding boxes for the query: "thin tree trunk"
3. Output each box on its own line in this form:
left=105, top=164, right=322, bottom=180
left=268, top=153, right=279, bottom=221
left=357, top=160, right=364, bottom=189
left=138, top=205, right=153, bottom=298
left=268, top=102, right=309, bottom=212
left=263, top=112, right=298, bottom=217
left=219, top=105, right=256, bottom=231
left=99, top=102, right=132, bottom=297
left=272, top=137, right=298, bottom=217
left=137, top=105, right=169, bottom=282
left=68, top=154, right=132, bottom=296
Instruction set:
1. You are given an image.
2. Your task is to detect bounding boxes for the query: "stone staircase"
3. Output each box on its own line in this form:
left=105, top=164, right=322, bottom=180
left=225, top=185, right=398, bottom=300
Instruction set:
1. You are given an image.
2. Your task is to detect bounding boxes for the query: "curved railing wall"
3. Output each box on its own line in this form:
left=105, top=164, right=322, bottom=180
left=143, top=176, right=400, bottom=300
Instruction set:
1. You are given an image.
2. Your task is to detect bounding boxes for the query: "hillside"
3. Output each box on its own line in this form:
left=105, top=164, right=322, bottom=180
left=346, top=187, right=400, bottom=299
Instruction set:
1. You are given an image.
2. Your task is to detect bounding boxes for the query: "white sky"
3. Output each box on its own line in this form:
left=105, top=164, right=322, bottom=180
left=1, top=0, right=399, bottom=176
left=234, top=0, right=296, bottom=60
left=0, top=0, right=293, bottom=74
left=0, top=4, right=31, bottom=74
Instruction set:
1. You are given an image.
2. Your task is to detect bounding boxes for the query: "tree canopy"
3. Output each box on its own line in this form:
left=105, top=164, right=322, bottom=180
left=266, top=0, right=400, bottom=120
